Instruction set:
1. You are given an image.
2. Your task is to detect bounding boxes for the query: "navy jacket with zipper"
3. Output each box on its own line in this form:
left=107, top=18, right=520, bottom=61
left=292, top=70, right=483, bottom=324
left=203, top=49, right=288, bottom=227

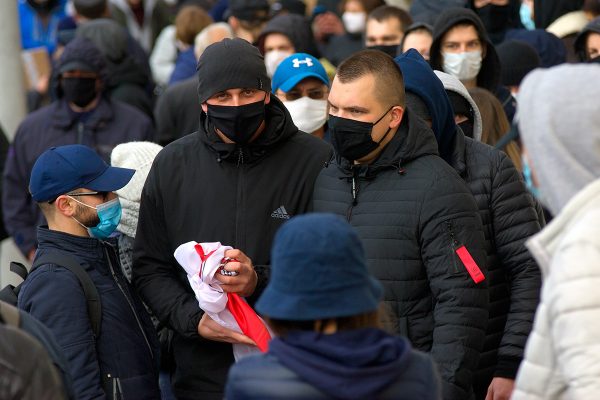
left=312, top=110, right=489, bottom=400
left=133, top=96, right=332, bottom=400
left=18, top=227, right=160, bottom=399
left=2, top=97, right=154, bottom=257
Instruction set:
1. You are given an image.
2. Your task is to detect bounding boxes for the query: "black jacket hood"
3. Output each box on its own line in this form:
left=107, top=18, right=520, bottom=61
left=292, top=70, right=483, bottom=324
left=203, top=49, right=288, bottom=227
left=575, top=16, right=600, bottom=61
left=430, top=7, right=501, bottom=91
left=199, top=95, right=299, bottom=164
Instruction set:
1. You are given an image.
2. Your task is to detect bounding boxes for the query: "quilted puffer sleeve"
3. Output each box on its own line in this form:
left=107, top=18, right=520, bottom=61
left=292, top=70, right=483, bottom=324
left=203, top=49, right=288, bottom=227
left=419, top=166, right=489, bottom=400
left=490, top=152, right=542, bottom=378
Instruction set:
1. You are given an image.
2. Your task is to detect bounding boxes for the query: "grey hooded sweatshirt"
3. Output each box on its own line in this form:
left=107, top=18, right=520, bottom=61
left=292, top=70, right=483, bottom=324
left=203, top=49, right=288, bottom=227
left=518, top=64, right=600, bottom=217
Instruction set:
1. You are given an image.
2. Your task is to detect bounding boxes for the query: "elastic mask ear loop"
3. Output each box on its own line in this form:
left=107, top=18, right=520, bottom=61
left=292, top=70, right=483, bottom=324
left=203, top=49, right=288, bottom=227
left=67, top=196, right=95, bottom=231
left=67, top=195, right=97, bottom=210
left=374, top=106, right=395, bottom=145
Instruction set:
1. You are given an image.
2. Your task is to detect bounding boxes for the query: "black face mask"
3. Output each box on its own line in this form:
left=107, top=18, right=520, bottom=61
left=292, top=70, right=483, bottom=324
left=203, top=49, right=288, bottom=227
left=367, top=44, right=400, bottom=58
left=477, top=5, right=511, bottom=33
left=588, top=55, right=600, bottom=64
left=329, top=107, right=393, bottom=161
left=61, top=77, right=98, bottom=108
left=458, top=120, right=474, bottom=139
left=207, top=98, right=266, bottom=145
left=26, top=0, right=59, bottom=14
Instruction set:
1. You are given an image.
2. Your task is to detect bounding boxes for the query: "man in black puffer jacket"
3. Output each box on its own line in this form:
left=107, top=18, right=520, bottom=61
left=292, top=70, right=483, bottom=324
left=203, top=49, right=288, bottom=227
left=133, top=38, right=332, bottom=400
left=395, top=49, right=542, bottom=400
left=312, top=49, right=489, bottom=400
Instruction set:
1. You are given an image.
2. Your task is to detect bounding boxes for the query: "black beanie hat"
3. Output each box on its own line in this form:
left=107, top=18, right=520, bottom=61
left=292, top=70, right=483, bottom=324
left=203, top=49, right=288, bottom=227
left=496, top=40, right=541, bottom=87
left=197, top=38, right=271, bottom=103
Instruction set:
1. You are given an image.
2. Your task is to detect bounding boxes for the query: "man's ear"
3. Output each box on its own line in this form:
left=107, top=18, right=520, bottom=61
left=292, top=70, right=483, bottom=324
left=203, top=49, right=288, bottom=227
left=201, top=102, right=208, bottom=113
left=264, top=92, right=271, bottom=105
left=389, top=105, right=404, bottom=129
left=55, top=195, right=76, bottom=218
left=481, top=41, right=487, bottom=59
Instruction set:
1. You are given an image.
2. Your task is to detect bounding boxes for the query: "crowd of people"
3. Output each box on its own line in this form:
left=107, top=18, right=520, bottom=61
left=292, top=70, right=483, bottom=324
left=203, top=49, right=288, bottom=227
left=1, top=0, right=599, bottom=399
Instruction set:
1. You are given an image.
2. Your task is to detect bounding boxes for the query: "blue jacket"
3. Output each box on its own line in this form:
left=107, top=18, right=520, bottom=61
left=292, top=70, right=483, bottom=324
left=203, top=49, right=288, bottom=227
left=2, top=97, right=154, bottom=256
left=18, top=0, right=68, bottom=55
left=168, top=48, right=197, bottom=86
left=226, top=328, right=441, bottom=400
left=18, top=227, right=160, bottom=399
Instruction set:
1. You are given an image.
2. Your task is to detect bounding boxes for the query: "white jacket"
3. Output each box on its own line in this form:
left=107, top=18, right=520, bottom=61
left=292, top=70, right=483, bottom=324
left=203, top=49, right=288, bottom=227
left=513, top=179, right=600, bottom=399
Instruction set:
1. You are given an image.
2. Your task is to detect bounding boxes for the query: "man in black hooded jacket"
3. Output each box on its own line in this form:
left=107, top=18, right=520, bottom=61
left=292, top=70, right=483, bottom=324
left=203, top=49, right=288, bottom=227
left=133, top=38, right=332, bottom=400
left=313, top=49, right=489, bottom=400
left=397, top=49, right=542, bottom=400
left=429, top=8, right=516, bottom=122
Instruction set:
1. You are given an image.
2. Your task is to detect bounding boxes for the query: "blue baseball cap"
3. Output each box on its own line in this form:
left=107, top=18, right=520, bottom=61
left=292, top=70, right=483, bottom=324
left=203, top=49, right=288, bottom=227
left=272, top=53, right=329, bottom=93
left=256, top=213, right=383, bottom=320
left=30, top=145, right=135, bottom=202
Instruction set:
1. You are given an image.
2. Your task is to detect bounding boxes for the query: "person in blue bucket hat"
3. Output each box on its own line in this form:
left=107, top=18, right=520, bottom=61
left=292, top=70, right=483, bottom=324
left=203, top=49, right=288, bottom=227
left=225, top=213, right=441, bottom=400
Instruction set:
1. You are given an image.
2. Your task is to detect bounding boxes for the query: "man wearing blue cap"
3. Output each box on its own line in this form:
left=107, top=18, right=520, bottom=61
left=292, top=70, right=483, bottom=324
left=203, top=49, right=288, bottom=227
left=272, top=53, right=331, bottom=140
left=19, top=144, right=160, bottom=399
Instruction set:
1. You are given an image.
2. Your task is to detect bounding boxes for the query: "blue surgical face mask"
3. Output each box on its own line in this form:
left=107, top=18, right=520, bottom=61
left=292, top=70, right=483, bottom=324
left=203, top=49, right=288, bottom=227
left=520, top=3, right=535, bottom=30
left=522, top=155, right=541, bottom=199
left=71, top=197, right=122, bottom=239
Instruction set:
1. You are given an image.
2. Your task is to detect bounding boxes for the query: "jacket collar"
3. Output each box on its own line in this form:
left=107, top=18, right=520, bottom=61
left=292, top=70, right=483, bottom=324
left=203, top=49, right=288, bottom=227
left=198, top=95, right=298, bottom=165
left=336, top=109, right=439, bottom=178
left=526, top=179, right=600, bottom=277
left=52, top=97, right=114, bottom=131
left=36, top=226, right=116, bottom=268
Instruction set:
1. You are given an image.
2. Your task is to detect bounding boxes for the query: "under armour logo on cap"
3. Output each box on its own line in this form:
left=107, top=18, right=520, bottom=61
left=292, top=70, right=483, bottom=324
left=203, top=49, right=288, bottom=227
left=292, top=57, right=314, bottom=68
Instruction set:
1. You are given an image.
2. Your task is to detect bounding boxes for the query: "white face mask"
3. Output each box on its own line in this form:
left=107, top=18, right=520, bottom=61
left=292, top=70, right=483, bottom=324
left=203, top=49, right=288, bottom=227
left=284, top=97, right=328, bottom=134
left=265, top=50, right=292, bottom=77
left=442, top=51, right=483, bottom=82
left=342, top=12, right=367, bottom=34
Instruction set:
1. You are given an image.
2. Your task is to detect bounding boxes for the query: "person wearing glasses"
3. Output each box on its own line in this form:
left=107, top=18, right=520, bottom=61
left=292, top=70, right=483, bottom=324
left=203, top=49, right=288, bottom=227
left=18, top=144, right=160, bottom=399
left=3, top=37, right=154, bottom=262
left=272, top=53, right=330, bottom=140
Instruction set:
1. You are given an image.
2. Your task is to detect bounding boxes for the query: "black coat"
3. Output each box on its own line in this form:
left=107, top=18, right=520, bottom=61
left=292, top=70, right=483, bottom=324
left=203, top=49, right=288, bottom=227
left=153, top=77, right=198, bottom=146
left=312, top=111, right=489, bottom=400
left=449, top=131, right=541, bottom=396
left=133, top=97, right=332, bottom=399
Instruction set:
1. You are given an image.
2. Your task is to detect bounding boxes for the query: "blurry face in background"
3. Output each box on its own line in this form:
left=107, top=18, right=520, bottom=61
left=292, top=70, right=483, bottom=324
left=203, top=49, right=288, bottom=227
left=263, top=33, right=295, bottom=77
left=264, top=33, right=294, bottom=54
left=586, top=32, right=600, bottom=60
left=342, top=0, right=367, bottom=34
left=365, top=18, right=403, bottom=46
left=402, top=30, right=433, bottom=60
left=441, top=24, right=483, bottom=54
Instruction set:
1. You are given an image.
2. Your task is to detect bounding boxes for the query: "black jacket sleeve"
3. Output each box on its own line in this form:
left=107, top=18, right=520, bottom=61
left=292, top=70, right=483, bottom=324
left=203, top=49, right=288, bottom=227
left=419, top=169, right=489, bottom=400
left=490, top=153, right=542, bottom=378
left=133, top=161, right=203, bottom=338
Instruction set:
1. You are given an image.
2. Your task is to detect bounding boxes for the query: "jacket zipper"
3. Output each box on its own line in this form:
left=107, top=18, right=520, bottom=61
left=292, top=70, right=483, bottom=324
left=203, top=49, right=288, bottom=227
left=103, top=245, right=154, bottom=359
left=446, top=220, right=460, bottom=273
left=235, top=148, right=245, bottom=248
left=346, top=166, right=360, bottom=221
left=77, top=121, right=84, bottom=144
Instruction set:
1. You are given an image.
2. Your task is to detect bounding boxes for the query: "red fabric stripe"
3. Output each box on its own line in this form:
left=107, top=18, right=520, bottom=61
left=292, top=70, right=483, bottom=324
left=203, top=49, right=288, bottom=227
left=226, top=293, right=271, bottom=352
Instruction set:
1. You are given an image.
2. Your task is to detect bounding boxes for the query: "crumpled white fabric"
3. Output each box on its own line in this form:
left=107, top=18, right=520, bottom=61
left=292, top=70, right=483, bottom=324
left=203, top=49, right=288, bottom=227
left=174, top=241, right=262, bottom=360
